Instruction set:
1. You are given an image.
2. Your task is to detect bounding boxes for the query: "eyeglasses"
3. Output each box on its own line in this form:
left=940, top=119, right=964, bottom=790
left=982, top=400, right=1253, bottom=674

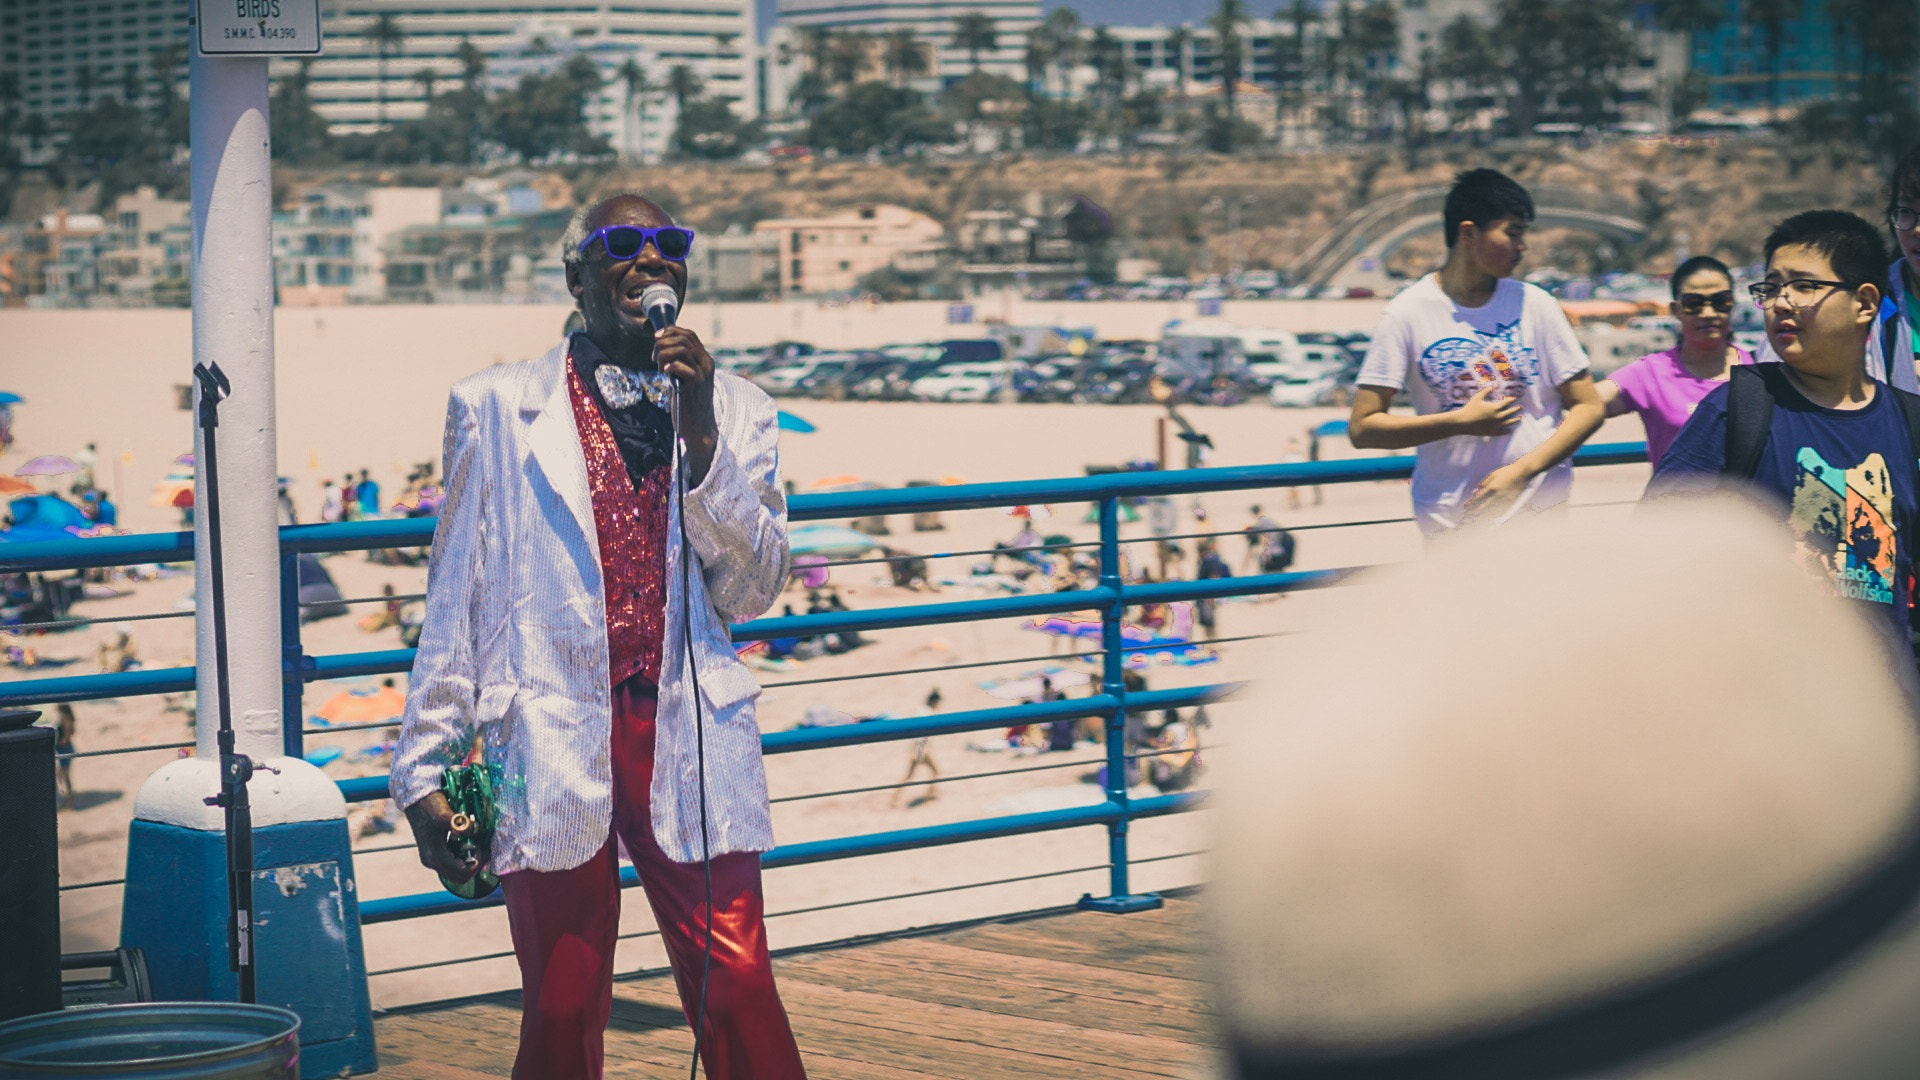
left=1892, top=207, right=1919, bottom=234
left=577, top=225, right=696, bottom=263
left=1677, top=291, right=1734, bottom=315
left=1747, top=279, right=1850, bottom=308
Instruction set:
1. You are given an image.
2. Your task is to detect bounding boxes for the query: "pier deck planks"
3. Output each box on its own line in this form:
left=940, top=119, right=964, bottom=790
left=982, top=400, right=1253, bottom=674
left=372, top=896, right=1214, bottom=1078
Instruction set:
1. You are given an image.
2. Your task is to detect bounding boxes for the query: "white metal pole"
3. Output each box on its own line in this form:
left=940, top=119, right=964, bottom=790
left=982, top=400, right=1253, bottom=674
left=190, top=49, right=283, bottom=763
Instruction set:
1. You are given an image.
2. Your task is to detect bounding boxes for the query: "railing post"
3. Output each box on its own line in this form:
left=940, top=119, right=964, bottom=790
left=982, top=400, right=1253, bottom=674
left=1080, top=494, right=1162, bottom=914
left=280, top=549, right=304, bottom=760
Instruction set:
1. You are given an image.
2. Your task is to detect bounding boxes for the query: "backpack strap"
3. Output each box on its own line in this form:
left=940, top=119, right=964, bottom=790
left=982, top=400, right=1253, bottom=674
left=1722, top=364, right=1781, bottom=480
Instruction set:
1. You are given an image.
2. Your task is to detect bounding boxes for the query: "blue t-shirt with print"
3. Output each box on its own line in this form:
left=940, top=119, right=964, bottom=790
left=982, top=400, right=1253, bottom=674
left=1651, top=376, right=1920, bottom=639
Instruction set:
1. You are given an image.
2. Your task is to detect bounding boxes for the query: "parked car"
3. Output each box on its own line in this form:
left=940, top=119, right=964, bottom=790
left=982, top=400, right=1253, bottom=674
left=909, top=360, right=1017, bottom=402
left=1269, top=372, right=1343, bottom=407
left=753, top=352, right=855, bottom=396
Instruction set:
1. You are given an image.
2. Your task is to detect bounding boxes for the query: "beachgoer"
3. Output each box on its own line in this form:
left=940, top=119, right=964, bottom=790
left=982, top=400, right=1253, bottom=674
left=339, top=475, right=359, bottom=521
left=393, top=193, right=803, bottom=1079
left=1196, top=538, right=1231, bottom=640
left=1650, top=211, right=1918, bottom=646
left=1596, top=256, right=1756, bottom=467
left=892, top=688, right=942, bottom=805
left=97, top=627, right=139, bottom=674
left=73, top=442, right=97, bottom=495
left=91, top=490, right=115, bottom=527
left=53, top=703, right=76, bottom=809
left=277, top=478, right=299, bottom=526
left=1878, top=144, right=1920, bottom=393
left=356, top=469, right=380, bottom=518
left=1243, top=505, right=1295, bottom=575
left=319, top=479, right=343, bottom=524
left=358, top=583, right=401, bottom=633
left=1349, top=168, right=1604, bottom=536
left=1281, top=438, right=1308, bottom=509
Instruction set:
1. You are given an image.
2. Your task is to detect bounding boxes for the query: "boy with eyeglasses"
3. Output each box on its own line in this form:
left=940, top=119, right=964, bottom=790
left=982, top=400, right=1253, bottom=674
left=1350, top=168, right=1605, bottom=535
left=1650, top=210, right=1920, bottom=644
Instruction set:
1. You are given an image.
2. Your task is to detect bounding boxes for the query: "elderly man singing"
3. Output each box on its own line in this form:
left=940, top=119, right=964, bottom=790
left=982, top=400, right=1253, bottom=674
left=392, top=194, right=805, bottom=1079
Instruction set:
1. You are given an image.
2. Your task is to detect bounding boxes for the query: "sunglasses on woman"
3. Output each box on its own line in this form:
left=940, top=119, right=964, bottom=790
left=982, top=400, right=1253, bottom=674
left=577, top=225, right=696, bottom=263
left=1677, top=291, right=1734, bottom=315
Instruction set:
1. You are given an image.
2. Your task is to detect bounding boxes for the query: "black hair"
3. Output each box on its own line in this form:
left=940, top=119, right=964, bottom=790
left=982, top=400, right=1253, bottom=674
left=1443, top=169, right=1535, bottom=248
left=1669, top=255, right=1733, bottom=299
left=1890, top=144, right=1920, bottom=227
left=1762, top=210, right=1889, bottom=290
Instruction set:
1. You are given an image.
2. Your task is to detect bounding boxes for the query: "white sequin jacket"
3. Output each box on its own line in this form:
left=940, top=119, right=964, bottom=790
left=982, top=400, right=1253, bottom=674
left=391, top=341, right=791, bottom=870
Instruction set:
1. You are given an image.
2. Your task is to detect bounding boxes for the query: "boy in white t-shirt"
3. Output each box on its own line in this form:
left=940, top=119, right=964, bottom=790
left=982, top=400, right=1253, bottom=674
left=1350, top=169, right=1606, bottom=536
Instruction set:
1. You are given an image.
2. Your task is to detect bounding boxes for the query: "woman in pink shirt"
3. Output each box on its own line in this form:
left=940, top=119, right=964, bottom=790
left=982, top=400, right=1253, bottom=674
left=1598, top=256, right=1755, bottom=466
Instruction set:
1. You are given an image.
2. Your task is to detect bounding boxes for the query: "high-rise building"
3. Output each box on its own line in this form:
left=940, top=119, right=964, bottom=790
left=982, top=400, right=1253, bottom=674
left=1, top=0, right=192, bottom=131
left=292, top=1, right=756, bottom=135
left=774, top=1, right=1040, bottom=82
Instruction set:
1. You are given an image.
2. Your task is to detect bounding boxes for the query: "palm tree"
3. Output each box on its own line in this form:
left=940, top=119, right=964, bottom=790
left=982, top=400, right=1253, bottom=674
left=1742, top=0, right=1802, bottom=121
left=119, top=62, right=142, bottom=104
left=826, top=30, right=869, bottom=87
left=1166, top=25, right=1193, bottom=104
left=1350, top=0, right=1399, bottom=135
left=1024, top=27, right=1051, bottom=97
left=882, top=29, right=928, bottom=87
left=456, top=38, right=486, bottom=92
left=414, top=67, right=441, bottom=103
left=1209, top=0, right=1249, bottom=115
left=616, top=57, right=651, bottom=163
left=76, top=64, right=97, bottom=108
left=666, top=63, right=704, bottom=115
left=364, top=13, right=405, bottom=127
left=952, top=12, right=998, bottom=73
left=1043, top=6, right=1083, bottom=97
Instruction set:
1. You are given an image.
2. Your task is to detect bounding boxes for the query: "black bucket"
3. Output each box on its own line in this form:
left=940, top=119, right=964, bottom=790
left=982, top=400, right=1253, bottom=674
left=0, top=1002, right=300, bottom=1079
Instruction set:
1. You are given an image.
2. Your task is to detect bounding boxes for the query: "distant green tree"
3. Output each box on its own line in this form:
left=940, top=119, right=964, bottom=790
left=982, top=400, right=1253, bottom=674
left=1557, top=0, right=1636, bottom=128
left=942, top=71, right=1023, bottom=147
left=271, top=60, right=336, bottom=165
left=1350, top=0, right=1400, bottom=135
left=807, top=82, right=951, bottom=155
left=674, top=96, right=760, bottom=159
left=1023, top=27, right=1051, bottom=97
left=951, top=12, right=998, bottom=72
left=1434, top=15, right=1498, bottom=129
left=364, top=13, right=406, bottom=127
left=1654, top=0, right=1725, bottom=84
left=882, top=29, right=930, bottom=86
left=826, top=31, right=870, bottom=87
left=76, top=65, right=97, bottom=107
left=1021, top=97, right=1090, bottom=150
left=1209, top=0, right=1250, bottom=114
left=148, top=44, right=187, bottom=147
left=489, top=56, right=611, bottom=162
left=1165, top=25, right=1192, bottom=104
left=52, top=96, right=169, bottom=206
left=617, top=57, right=651, bottom=163
left=666, top=64, right=705, bottom=115
left=1042, top=7, right=1083, bottom=98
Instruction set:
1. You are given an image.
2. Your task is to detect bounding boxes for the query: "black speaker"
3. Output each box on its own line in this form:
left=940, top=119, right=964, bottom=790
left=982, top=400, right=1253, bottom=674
left=0, top=708, right=61, bottom=1022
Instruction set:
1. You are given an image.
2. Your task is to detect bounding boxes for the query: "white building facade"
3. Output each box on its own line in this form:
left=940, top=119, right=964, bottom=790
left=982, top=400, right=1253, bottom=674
left=285, top=0, right=755, bottom=135
left=1, top=0, right=191, bottom=129
left=774, top=0, right=1040, bottom=82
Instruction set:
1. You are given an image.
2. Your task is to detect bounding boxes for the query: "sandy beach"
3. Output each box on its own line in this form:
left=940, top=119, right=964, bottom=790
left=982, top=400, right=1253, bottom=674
left=1, top=301, right=1653, bottom=1009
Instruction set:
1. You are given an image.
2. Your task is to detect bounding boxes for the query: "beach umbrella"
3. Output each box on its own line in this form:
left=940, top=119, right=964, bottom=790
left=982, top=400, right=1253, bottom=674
left=171, top=489, right=195, bottom=509
left=790, top=524, right=886, bottom=559
left=776, top=410, right=816, bottom=434
left=0, top=477, right=35, bottom=497
left=0, top=393, right=23, bottom=405
left=807, top=474, right=882, bottom=493
left=15, top=455, right=80, bottom=477
left=150, top=479, right=194, bottom=507
left=313, top=683, right=406, bottom=726
left=174, top=452, right=196, bottom=466
left=792, top=554, right=830, bottom=588
left=1312, top=419, right=1349, bottom=439
left=1007, top=505, right=1053, bottom=521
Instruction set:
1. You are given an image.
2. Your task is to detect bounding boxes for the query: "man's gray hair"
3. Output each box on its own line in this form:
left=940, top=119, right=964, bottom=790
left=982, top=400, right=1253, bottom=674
left=559, top=204, right=594, bottom=268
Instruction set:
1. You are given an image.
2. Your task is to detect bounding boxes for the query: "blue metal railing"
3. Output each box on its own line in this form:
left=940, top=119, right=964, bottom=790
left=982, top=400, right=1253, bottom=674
left=2, top=443, right=1651, bottom=936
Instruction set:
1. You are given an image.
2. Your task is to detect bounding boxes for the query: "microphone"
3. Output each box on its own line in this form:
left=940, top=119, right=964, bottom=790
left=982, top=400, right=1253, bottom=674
left=641, top=283, right=679, bottom=331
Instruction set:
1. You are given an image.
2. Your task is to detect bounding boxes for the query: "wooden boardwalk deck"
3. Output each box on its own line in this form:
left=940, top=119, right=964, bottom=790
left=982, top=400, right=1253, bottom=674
left=373, top=896, right=1215, bottom=1079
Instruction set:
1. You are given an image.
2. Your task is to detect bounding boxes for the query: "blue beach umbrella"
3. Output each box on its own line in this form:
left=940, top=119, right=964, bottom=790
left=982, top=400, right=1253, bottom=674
left=789, top=524, right=886, bottom=559
left=0, top=392, right=23, bottom=405
left=777, top=410, right=816, bottom=434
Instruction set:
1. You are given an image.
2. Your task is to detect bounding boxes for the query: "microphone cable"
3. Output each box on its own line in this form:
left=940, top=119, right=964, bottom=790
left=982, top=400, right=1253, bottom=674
left=669, top=382, right=716, bottom=1080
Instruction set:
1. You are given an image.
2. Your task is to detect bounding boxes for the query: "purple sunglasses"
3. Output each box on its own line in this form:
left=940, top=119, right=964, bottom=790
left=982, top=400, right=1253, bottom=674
left=577, top=224, right=696, bottom=263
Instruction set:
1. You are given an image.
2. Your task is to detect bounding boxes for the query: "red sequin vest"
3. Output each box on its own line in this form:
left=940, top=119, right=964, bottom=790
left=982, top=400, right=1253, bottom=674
left=566, top=363, right=671, bottom=687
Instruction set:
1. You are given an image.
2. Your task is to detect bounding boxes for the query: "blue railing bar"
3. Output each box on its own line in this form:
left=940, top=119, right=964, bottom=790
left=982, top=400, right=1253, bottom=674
left=0, top=444, right=1651, bottom=577
left=1123, top=567, right=1359, bottom=604
left=732, top=587, right=1115, bottom=641
left=359, top=791, right=1202, bottom=925
left=787, top=442, right=1648, bottom=518
left=329, top=684, right=1235, bottom=804
left=308, top=649, right=416, bottom=681
left=0, top=529, right=192, bottom=573
left=0, top=666, right=193, bottom=709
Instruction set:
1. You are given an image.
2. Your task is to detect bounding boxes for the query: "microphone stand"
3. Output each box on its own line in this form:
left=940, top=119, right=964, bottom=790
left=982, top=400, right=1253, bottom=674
left=193, top=361, right=258, bottom=1005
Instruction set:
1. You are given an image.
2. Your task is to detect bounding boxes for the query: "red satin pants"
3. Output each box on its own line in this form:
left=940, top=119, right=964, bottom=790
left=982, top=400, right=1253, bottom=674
left=500, top=679, right=806, bottom=1079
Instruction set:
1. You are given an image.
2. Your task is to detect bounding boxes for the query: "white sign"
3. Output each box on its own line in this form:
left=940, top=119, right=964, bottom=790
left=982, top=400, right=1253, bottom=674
left=196, top=0, right=323, bottom=56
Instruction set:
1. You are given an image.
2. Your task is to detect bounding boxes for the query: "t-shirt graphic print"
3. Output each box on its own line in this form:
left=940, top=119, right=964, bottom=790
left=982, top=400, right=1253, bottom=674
left=1417, top=319, right=1540, bottom=411
left=1791, top=447, right=1898, bottom=605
